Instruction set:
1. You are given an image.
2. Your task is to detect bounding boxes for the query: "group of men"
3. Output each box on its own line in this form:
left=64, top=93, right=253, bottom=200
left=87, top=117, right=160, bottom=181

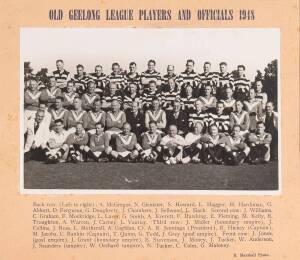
left=23, top=59, right=278, bottom=165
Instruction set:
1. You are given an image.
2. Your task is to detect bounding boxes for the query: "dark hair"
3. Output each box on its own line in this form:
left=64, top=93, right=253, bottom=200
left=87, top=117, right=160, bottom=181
left=256, top=121, right=265, bottom=126
left=204, top=61, right=211, bottom=66
left=54, top=119, right=64, bottom=125
left=232, top=124, right=241, bottom=130
left=56, top=59, right=64, bottom=64
left=95, top=122, right=104, bottom=128
left=148, top=59, right=156, bottom=65
left=112, top=62, right=120, bottom=68
left=95, top=65, right=102, bottom=69
left=237, top=65, right=246, bottom=70
left=186, top=59, right=195, bottom=65
left=55, top=96, right=64, bottom=102
left=129, top=62, right=137, bottom=66
left=77, top=64, right=84, bottom=69
left=219, top=62, right=227, bottom=66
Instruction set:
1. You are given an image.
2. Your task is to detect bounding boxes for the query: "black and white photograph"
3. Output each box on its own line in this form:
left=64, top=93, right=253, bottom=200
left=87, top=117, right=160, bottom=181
left=21, top=28, right=280, bottom=193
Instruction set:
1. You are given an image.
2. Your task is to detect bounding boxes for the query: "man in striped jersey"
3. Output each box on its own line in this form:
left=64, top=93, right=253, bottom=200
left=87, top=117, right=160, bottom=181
left=106, top=62, right=126, bottom=91
left=161, top=65, right=178, bottom=92
left=233, top=65, right=251, bottom=101
left=142, top=80, right=161, bottom=110
left=125, top=62, right=141, bottom=93
left=101, top=82, right=123, bottom=111
left=216, top=62, right=234, bottom=100
left=178, top=59, right=200, bottom=94
left=207, top=102, right=230, bottom=133
left=49, top=96, right=68, bottom=130
left=86, top=99, right=106, bottom=134
left=198, top=62, right=216, bottom=96
left=89, top=65, right=107, bottom=95
left=188, top=100, right=208, bottom=131
left=181, top=85, right=197, bottom=114
left=82, top=80, right=101, bottom=111
left=161, top=78, right=180, bottom=111
left=140, top=59, right=162, bottom=93
left=53, top=59, right=71, bottom=90
left=73, top=64, right=89, bottom=95
left=123, top=82, right=142, bottom=111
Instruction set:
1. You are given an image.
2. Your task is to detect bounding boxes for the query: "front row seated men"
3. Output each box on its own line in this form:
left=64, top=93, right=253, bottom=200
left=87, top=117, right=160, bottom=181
left=24, top=108, right=272, bottom=165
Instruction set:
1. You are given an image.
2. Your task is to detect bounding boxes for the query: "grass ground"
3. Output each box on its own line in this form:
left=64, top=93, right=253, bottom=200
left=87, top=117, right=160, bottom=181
left=24, top=161, right=278, bottom=191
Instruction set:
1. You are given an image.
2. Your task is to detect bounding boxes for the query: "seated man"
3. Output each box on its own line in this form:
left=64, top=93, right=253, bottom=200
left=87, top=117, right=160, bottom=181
left=137, top=121, right=162, bottom=163
left=248, top=121, right=272, bottom=164
left=65, top=97, right=88, bottom=131
left=62, top=80, right=78, bottom=110
left=166, top=99, right=189, bottom=136
left=223, top=125, right=250, bottom=165
left=49, top=96, right=68, bottom=130
left=207, top=102, right=230, bottom=134
left=24, top=109, right=50, bottom=161
left=101, top=82, right=123, bottom=111
left=43, top=119, right=70, bottom=163
left=200, top=124, right=227, bottom=164
left=86, top=98, right=106, bottom=134
left=182, top=122, right=204, bottom=164
left=160, top=125, right=185, bottom=165
left=188, top=100, right=208, bottom=131
left=142, top=80, right=161, bottom=111
left=65, top=122, right=89, bottom=162
left=220, top=87, right=236, bottom=115
left=108, top=122, right=139, bottom=162
left=229, top=100, right=250, bottom=136
left=82, top=122, right=110, bottom=162
left=145, top=98, right=166, bottom=133
left=105, top=99, right=126, bottom=136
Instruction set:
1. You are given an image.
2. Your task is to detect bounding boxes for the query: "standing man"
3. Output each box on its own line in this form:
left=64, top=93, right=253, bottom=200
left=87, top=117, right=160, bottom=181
left=178, top=59, right=200, bottom=95
left=53, top=59, right=71, bottom=90
left=106, top=62, right=126, bottom=91
left=216, top=62, right=234, bottom=100
left=73, top=64, right=89, bottom=95
left=141, top=59, right=162, bottom=93
left=198, top=62, right=216, bottom=96
left=233, top=65, right=251, bottom=101
left=89, top=65, right=107, bottom=95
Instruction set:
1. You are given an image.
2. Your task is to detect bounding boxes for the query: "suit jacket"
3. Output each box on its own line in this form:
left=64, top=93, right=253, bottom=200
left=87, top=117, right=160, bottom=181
left=166, top=110, right=189, bottom=135
left=126, top=110, right=145, bottom=139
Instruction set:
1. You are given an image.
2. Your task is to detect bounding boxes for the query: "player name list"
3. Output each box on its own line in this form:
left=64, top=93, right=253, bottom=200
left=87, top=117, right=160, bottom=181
left=32, top=201, right=273, bottom=249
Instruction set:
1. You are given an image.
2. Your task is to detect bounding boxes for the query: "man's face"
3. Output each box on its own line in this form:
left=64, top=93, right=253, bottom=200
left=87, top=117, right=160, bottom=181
left=88, top=83, right=95, bottom=93
left=186, top=86, right=193, bottom=96
left=210, top=126, right=218, bottom=136
left=129, top=84, right=137, bottom=94
left=123, top=124, right=131, bottom=134
left=149, top=83, right=156, bottom=92
left=249, top=89, right=256, bottom=99
left=54, top=122, right=63, bottom=133
left=94, top=101, right=101, bottom=112
left=195, top=101, right=202, bottom=111
left=152, top=100, right=160, bottom=110
left=203, top=63, right=210, bottom=73
left=49, top=77, right=56, bottom=88
left=73, top=98, right=81, bottom=110
left=216, top=103, right=224, bottom=114
left=77, top=67, right=84, bottom=76
left=95, top=66, right=102, bottom=75
left=167, top=66, right=174, bottom=75
left=232, top=127, right=240, bottom=137
left=111, top=101, right=120, bottom=112
left=169, top=126, right=177, bottom=137
left=29, top=80, right=38, bottom=91
left=112, top=65, right=119, bottom=74
left=149, top=123, right=157, bottom=133
left=66, top=83, right=74, bottom=93
left=55, top=99, right=62, bottom=109
left=186, top=62, right=193, bottom=72
left=39, top=104, right=46, bottom=111
left=235, top=101, right=243, bottom=112
left=129, top=64, right=136, bottom=73
left=109, top=84, right=117, bottom=94
left=238, top=67, right=245, bottom=77
left=220, top=64, right=227, bottom=73
left=35, top=112, right=44, bottom=124
left=76, top=124, right=83, bottom=134
left=148, top=62, right=155, bottom=71
left=255, top=81, right=263, bottom=92
left=173, top=102, right=181, bottom=112
left=194, top=123, right=203, bottom=135
left=257, top=123, right=265, bottom=134
left=226, top=88, right=233, bottom=99
left=205, top=86, right=212, bottom=96
left=266, top=103, right=274, bottom=114
left=132, top=102, right=138, bottom=113
left=56, top=62, right=64, bottom=71
left=95, top=124, right=103, bottom=135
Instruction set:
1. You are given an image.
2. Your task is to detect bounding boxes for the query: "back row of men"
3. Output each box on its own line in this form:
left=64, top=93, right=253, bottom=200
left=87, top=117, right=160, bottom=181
left=25, top=59, right=263, bottom=102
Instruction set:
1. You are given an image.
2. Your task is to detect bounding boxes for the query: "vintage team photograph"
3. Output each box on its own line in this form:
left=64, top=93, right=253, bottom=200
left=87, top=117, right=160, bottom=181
left=20, top=28, right=280, bottom=193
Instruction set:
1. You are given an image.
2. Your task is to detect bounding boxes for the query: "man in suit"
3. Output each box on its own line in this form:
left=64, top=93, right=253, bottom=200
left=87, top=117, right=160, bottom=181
left=166, top=99, right=189, bottom=136
left=24, top=109, right=50, bottom=161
